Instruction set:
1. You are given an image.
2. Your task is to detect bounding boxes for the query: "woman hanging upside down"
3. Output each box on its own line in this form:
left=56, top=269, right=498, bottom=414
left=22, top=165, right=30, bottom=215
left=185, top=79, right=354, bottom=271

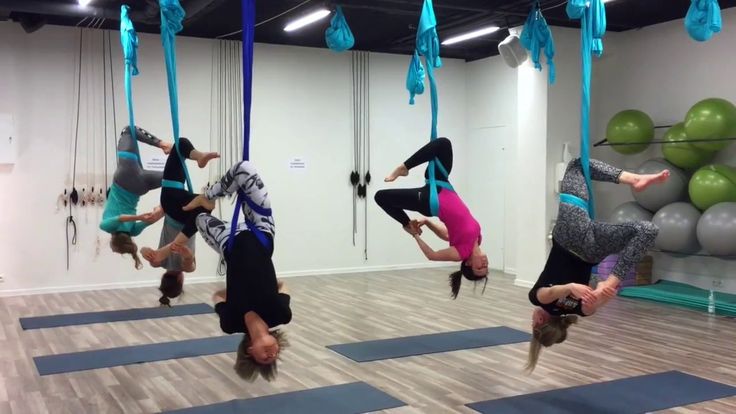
left=140, top=137, right=219, bottom=303
left=526, top=158, right=668, bottom=371
left=182, top=160, right=290, bottom=382
left=375, top=137, right=488, bottom=299
left=100, top=126, right=171, bottom=269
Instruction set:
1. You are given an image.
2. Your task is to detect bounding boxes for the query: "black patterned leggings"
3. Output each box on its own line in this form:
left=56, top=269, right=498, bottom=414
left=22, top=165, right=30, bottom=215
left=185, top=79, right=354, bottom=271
left=553, top=158, right=658, bottom=277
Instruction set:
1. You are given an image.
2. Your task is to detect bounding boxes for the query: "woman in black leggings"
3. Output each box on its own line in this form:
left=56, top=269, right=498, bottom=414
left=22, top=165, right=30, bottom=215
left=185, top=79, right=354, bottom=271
left=140, top=138, right=218, bottom=302
left=375, top=137, right=488, bottom=298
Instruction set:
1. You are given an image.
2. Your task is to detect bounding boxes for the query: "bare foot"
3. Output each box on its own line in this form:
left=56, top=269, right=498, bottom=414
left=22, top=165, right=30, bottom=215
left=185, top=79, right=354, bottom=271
left=170, top=243, right=193, bottom=261
left=632, top=170, right=670, bottom=192
left=141, top=247, right=166, bottom=267
left=198, top=152, right=220, bottom=168
left=385, top=164, right=409, bottom=182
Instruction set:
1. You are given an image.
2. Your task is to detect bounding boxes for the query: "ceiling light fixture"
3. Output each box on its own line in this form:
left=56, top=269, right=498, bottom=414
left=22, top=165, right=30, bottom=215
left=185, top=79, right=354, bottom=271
left=78, top=0, right=92, bottom=6
left=442, top=26, right=500, bottom=45
left=283, top=9, right=331, bottom=32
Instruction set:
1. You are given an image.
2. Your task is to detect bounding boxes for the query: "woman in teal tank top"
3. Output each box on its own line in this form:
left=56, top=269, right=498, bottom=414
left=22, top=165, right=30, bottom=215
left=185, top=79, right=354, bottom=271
left=100, top=126, right=172, bottom=268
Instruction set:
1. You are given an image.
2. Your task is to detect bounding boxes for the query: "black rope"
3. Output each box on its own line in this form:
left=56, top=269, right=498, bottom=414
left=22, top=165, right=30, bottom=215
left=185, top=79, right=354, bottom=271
left=67, top=28, right=84, bottom=270
left=350, top=52, right=359, bottom=246
left=102, top=27, right=108, bottom=192
left=364, top=52, right=370, bottom=261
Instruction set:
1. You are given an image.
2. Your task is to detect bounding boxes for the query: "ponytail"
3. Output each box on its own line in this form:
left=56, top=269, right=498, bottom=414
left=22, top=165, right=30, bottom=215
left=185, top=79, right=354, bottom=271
left=158, top=271, right=183, bottom=307
left=526, top=315, right=578, bottom=372
left=448, top=270, right=463, bottom=299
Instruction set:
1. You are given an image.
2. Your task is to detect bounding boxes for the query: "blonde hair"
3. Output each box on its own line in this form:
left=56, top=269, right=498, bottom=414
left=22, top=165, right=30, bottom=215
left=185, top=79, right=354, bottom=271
left=110, top=233, right=142, bottom=269
left=234, top=330, right=289, bottom=382
left=526, top=315, right=578, bottom=372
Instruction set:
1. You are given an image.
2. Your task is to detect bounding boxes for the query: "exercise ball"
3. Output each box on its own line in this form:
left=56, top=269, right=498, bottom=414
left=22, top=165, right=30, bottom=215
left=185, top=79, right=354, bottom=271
left=684, top=98, right=736, bottom=151
left=661, top=123, right=715, bottom=170
left=631, top=159, right=689, bottom=212
left=652, top=202, right=701, bottom=254
left=697, top=202, right=736, bottom=256
left=609, top=201, right=653, bottom=224
left=689, top=164, right=736, bottom=211
left=606, top=110, right=655, bottom=155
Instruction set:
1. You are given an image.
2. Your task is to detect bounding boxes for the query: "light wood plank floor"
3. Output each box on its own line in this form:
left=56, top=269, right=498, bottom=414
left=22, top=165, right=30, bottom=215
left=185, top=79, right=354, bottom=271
left=1, top=268, right=736, bottom=413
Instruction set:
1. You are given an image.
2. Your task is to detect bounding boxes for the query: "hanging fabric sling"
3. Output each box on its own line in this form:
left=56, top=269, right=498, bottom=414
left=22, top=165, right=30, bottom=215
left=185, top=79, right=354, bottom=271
left=405, top=0, right=453, bottom=217
left=563, top=0, right=606, bottom=219
left=120, top=5, right=142, bottom=165
left=227, top=0, right=273, bottom=252
left=160, top=0, right=194, bottom=193
left=520, top=0, right=556, bottom=85
left=685, top=0, right=722, bottom=42
left=325, top=6, right=354, bottom=52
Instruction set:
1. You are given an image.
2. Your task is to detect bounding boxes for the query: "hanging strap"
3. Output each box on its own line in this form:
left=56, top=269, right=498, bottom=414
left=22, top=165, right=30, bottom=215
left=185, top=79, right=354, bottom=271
left=566, top=0, right=606, bottom=219
left=560, top=193, right=589, bottom=211
left=325, top=6, right=355, bottom=52
left=117, top=151, right=139, bottom=162
left=160, top=0, right=193, bottom=193
left=120, top=5, right=142, bottom=165
left=520, top=2, right=556, bottom=84
left=685, top=0, right=722, bottom=42
left=409, top=0, right=446, bottom=217
left=161, top=179, right=186, bottom=190
left=228, top=0, right=271, bottom=252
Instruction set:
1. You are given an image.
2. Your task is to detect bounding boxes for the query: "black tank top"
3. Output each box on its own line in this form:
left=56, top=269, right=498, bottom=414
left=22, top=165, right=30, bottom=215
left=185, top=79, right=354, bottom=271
left=528, top=239, right=596, bottom=317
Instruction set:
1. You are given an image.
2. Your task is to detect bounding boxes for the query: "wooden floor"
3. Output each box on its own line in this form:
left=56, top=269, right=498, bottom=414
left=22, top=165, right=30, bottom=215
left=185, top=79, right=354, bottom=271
left=1, top=268, right=736, bottom=413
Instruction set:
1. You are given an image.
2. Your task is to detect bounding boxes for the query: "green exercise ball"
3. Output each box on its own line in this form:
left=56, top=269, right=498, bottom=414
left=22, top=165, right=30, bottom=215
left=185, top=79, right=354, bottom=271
left=606, top=110, right=655, bottom=154
left=661, top=123, right=715, bottom=170
left=689, top=164, right=736, bottom=211
left=684, top=98, right=736, bottom=151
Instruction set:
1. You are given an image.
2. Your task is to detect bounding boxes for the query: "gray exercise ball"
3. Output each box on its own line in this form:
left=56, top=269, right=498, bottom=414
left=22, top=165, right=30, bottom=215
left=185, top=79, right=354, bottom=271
left=652, top=202, right=701, bottom=254
left=697, top=202, right=736, bottom=256
left=631, top=158, right=689, bottom=212
left=609, top=201, right=654, bottom=224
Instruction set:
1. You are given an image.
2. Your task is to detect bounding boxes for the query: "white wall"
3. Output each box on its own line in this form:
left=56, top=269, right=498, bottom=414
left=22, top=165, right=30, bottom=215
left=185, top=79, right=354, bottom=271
left=0, top=22, right=469, bottom=295
left=590, top=8, right=736, bottom=292
left=465, top=56, right=517, bottom=274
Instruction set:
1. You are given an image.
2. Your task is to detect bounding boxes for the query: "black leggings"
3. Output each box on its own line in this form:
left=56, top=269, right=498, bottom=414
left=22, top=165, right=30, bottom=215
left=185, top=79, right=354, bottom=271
left=374, top=137, right=453, bottom=226
left=161, top=138, right=210, bottom=238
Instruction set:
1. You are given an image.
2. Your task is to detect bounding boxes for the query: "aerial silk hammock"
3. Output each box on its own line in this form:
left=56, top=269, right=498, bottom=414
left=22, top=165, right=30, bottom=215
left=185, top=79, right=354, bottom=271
left=520, top=0, right=556, bottom=85
left=565, top=0, right=606, bottom=219
left=685, top=0, right=722, bottom=42
left=405, top=0, right=452, bottom=217
left=325, top=6, right=354, bottom=52
left=120, top=5, right=142, bottom=164
left=159, top=0, right=194, bottom=193
left=226, top=0, right=273, bottom=251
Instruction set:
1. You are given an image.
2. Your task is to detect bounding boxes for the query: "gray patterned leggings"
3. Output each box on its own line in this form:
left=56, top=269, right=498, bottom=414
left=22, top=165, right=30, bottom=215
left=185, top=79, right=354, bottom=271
left=553, top=158, right=658, bottom=277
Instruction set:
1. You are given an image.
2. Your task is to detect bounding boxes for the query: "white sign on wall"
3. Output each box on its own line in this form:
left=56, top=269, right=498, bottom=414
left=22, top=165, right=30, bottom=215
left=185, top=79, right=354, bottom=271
left=144, top=156, right=166, bottom=172
left=289, top=157, right=306, bottom=171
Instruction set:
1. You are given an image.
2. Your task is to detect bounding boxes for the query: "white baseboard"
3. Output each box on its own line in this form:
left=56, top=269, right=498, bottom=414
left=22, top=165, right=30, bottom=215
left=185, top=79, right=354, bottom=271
left=0, top=263, right=451, bottom=297
left=504, top=267, right=517, bottom=276
left=513, top=279, right=535, bottom=288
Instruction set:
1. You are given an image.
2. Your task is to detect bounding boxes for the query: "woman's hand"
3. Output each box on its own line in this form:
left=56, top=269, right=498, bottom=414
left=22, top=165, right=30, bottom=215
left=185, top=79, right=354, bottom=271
left=183, top=194, right=215, bottom=212
left=567, top=283, right=596, bottom=304
left=140, top=206, right=164, bottom=224
left=160, top=141, right=173, bottom=155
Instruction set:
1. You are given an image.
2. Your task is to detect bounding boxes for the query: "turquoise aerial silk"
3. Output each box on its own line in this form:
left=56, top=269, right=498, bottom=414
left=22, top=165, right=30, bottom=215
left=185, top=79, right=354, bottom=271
left=567, top=0, right=606, bottom=219
left=685, top=0, right=722, bottom=42
left=520, top=2, right=556, bottom=85
left=406, top=0, right=452, bottom=217
left=120, top=5, right=141, bottom=164
left=159, top=0, right=193, bottom=193
left=325, top=6, right=354, bottom=52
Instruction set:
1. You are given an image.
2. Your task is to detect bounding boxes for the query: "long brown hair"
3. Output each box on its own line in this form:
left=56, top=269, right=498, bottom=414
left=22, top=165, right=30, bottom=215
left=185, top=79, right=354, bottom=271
left=234, top=331, right=289, bottom=382
left=526, top=315, right=578, bottom=372
left=110, top=232, right=142, bottom=269
left=448, top=262, right=487, bottom=299
left=159, top=271, right=183, bottom=307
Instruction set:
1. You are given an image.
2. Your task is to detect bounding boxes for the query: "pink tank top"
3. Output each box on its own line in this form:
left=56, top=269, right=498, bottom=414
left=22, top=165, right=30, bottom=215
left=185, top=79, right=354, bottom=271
left=438, top=190, right=482, bottom=260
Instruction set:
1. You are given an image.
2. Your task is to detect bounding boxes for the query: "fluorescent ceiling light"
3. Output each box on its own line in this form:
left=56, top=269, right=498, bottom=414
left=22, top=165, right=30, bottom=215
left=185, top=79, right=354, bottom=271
left=284, top=9, right=331, bottom=32
left=442, top=26, right=500, bottom=45
left=78, top=0, right=92, bottom=6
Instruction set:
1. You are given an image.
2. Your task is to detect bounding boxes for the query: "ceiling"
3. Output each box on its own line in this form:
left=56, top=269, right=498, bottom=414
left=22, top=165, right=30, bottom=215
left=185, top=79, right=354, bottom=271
left=2, top=0, right=736, bottom=61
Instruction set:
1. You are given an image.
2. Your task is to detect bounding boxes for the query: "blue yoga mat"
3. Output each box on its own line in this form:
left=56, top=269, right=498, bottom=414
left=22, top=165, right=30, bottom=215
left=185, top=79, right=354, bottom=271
left=467, top=371, right=736, bottom=414
left=327, top=326, right=530, bottom=362
left=34, top=335, right=242, bottom=376
left=164, top=382, right=406, bottom=414
left=20, top=303, right=213, bottom=330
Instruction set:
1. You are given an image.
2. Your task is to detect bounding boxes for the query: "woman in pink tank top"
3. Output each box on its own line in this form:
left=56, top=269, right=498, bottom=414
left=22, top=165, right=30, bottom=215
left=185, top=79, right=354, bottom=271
left=375, top=138, right=488, bottom=298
